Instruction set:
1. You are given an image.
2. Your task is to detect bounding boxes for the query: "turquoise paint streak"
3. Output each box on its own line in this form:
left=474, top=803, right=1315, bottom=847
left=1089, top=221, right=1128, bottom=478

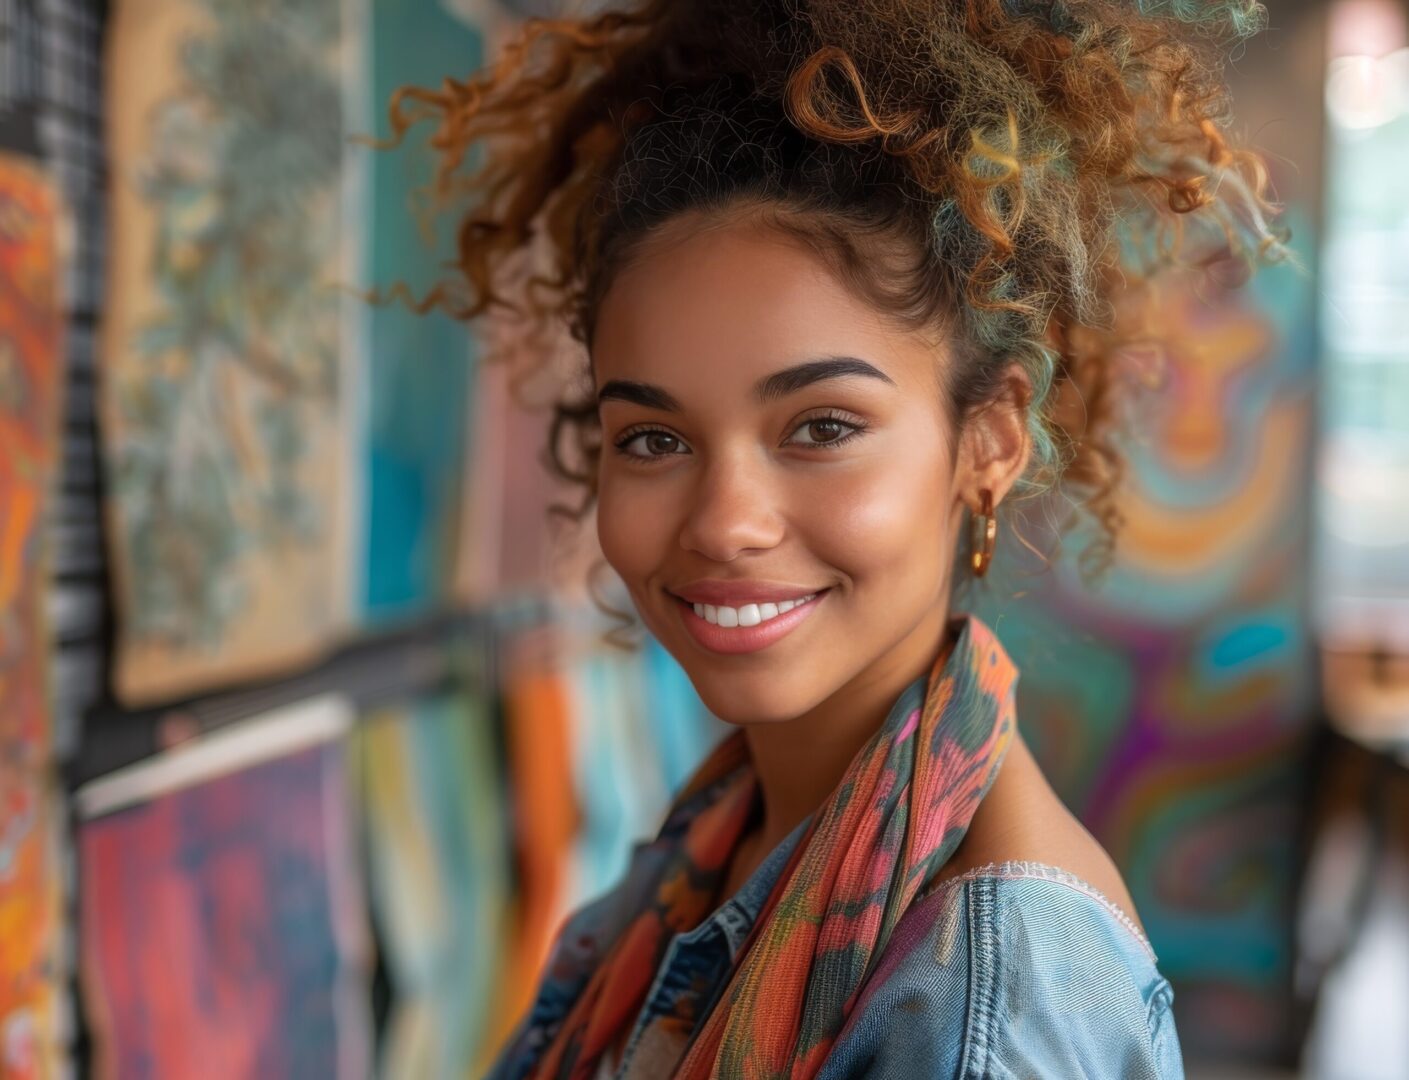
left=360, top=0, right=482, bottom=623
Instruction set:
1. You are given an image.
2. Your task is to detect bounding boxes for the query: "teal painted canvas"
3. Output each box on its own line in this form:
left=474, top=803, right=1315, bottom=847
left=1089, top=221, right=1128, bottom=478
left=356, top=0, right=481, bottom=627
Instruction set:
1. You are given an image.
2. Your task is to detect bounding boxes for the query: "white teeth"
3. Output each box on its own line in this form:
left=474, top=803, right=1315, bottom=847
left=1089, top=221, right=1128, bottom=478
left=691, top=593, right=818, bottom=628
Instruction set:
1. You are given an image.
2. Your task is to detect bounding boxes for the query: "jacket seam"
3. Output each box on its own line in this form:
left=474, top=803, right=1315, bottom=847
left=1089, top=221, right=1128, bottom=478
left=922, top=859, right=1158, bottom=964
left=1144, top=973, right=1176, bottom=1041
left=958, top=876, right=998, bottom=1080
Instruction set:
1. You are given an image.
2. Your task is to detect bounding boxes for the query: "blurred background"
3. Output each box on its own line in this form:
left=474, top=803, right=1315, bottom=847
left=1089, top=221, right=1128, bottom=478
left=0, top=0, right=1405, bottom=1077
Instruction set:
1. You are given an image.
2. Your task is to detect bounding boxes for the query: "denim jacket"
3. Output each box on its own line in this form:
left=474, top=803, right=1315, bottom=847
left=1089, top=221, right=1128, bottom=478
left=488, top=668, right=1185, bottom=1080
left=490, top=810, right=1182, bottom=1080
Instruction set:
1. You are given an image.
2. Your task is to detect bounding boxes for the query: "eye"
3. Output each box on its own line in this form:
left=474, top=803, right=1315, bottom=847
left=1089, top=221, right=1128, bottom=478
left=612, top=427, right=689, bottom=463
left=786, top=411, right=869, bottom=449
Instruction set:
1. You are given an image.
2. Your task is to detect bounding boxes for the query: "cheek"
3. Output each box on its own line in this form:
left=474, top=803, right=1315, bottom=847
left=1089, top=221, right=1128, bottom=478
left=800, top=459, right=949, bottom=589
left=596, top=477, right=669, bottom=583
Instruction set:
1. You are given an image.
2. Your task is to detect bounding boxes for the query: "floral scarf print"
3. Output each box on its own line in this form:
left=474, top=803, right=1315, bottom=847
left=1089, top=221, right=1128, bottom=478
left=527, top=612, right=1018, bottom=1080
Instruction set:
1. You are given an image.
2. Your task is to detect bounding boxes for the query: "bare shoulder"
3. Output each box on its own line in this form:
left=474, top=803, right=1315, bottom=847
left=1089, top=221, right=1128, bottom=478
left=932, top=730, right=1147, bottom=938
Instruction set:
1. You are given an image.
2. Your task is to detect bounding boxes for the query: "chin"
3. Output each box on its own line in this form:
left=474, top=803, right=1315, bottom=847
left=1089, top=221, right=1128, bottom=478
left=634, top=592, right=833, bottom=724
left=685, top=669, right=819, bottom=728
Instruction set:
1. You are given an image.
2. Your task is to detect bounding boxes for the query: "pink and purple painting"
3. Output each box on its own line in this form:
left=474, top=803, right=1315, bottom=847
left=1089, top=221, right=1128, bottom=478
left=78, top=698, right=372, bottom=1079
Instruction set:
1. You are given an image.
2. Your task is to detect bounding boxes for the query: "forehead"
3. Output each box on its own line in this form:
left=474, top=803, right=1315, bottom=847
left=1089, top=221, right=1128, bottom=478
left=591, top=219, right=941, bottom=400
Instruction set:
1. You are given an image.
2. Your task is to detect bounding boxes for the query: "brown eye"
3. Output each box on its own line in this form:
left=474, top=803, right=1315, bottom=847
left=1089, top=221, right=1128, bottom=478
left=808, top=419, right=846, bottom=443
left=788, top=414, right=867, bottom=449
left=613, top=427, right=688, bottom=461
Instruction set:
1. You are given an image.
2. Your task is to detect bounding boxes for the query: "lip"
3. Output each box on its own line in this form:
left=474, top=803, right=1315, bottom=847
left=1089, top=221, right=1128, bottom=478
left=668, top=579, right=830, bottom=606
left=670, top=588, right=830, bottom=656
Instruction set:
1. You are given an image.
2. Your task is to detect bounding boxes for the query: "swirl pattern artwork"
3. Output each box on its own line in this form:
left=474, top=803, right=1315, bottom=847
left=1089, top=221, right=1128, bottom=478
left=972, top=230, right=1317, bottom=1060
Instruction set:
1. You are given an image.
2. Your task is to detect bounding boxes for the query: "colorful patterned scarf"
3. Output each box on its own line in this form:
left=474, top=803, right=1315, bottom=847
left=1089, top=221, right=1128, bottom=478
left=528, top=612, right=1018, bottom=1079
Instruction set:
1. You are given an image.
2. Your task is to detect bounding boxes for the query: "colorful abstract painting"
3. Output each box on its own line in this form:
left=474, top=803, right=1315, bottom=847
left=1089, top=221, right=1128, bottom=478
left=0, top=150, right=65, bottom=1080
left=972, top=220, right=1318, bottom=1060
left=100, top=0, right=357, bottom=704
left=354, top=0, right=480, bottom=628
left=354, top=686, right=511, bottom=1080
left=76, top=695, right=372, bottom=1080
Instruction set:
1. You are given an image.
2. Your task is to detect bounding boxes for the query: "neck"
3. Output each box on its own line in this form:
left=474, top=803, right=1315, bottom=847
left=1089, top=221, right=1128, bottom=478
left=740, top=598, right=959, bottom=857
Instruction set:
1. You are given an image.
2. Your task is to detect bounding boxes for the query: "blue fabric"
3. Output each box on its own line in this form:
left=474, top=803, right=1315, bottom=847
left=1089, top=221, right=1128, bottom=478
left=814, top=866, right=1184, bottom=1079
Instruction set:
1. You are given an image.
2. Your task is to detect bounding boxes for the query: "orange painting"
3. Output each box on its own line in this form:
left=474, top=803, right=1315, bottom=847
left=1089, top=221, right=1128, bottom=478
left=0, top=150, right=65, bottom=1079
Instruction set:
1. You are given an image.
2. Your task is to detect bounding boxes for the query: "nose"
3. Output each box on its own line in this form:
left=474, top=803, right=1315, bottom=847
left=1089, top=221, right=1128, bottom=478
left=676, top=451, right=785, bottom=562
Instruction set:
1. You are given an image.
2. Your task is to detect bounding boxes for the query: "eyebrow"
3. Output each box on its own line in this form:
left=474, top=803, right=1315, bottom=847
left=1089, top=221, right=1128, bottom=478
left=596, top=355, right=896, bottom=412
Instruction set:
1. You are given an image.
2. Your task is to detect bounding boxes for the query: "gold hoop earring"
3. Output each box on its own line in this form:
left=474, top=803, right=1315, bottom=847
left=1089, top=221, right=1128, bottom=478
left=970, top=488, right=997, bottom=578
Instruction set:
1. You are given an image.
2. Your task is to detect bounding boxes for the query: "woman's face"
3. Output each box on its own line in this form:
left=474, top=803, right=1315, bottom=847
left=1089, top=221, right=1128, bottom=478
left=592, top=215, right=1003, bottom=727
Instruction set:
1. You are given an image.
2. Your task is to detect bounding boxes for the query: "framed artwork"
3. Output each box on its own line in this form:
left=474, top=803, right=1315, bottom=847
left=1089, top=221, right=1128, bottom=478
left=100, top=0, right=360, bottom=704
left=76, top=695, right=373, bottom=1080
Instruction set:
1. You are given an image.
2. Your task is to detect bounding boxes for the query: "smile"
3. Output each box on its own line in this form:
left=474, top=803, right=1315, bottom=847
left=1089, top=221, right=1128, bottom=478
left=693, top=593, right=818, bottom=627
left=672, top=589, right=830, bottom=655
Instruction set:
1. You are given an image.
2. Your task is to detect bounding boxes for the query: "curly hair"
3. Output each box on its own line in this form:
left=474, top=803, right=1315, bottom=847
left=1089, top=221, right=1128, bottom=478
left=378, top=0, right=1288, bottom=627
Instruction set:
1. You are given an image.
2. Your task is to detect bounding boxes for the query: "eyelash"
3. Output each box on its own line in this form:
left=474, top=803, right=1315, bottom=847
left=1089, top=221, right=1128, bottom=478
left=611, top=410, right=870, bottom=464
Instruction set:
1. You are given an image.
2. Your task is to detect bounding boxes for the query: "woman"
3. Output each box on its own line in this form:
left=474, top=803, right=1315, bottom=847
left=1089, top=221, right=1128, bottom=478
left=390, top=1, right=1286, bottom=1076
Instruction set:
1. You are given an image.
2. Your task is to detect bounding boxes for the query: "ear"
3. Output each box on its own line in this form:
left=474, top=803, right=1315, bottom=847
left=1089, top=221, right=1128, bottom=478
left=952, top=363, right=1033, bottom=515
